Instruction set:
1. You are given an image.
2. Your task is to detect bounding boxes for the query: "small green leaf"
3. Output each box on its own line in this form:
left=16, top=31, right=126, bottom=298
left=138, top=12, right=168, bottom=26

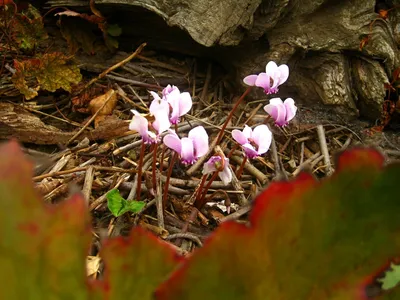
left=106, top=189, right=145, bottom=217
left=378, top=263, right=400, bottom=290
left=106, top=24, right=122, bottom=37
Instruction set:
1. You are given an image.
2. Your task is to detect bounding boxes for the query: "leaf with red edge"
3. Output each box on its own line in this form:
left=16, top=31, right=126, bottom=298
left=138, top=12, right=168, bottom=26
left=0, top=140, right=90, bottom=298
left=99, top=228, right=181, bottom=299
left=156, top=148, right=400, bottom=299
left=12, top=52, right=82, bottom=99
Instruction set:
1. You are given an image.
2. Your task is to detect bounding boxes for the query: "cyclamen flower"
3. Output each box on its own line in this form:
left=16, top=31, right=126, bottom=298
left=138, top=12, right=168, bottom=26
left=232, top=125, right=272, bottom=159
left=150, top=85, right=192, bottom=124
left=129, top=108, right=170, bottom=144
left=203, top=156, right=232, bottom=185
left=264, top=98, right=297, bottom=127
left=243, top=61, right=289, bottom=95
left=164, top=126, right=209, bottom=165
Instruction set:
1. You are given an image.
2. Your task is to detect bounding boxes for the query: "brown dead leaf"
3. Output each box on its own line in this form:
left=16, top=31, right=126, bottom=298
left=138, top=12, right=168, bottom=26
left=88, top=89, right=118, bottom=127
left=86, top=255, right=101, bottom=278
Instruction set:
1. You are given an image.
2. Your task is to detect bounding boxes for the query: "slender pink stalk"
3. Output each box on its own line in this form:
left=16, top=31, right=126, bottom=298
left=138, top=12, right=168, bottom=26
left=235, top=156, right=247, bottom=179
left=159, top=144, right=166, bottom=174
left=136, top=142, right=146, bottom=201
left=152, top=143, right=158, bottom=193
left=196, top=171, right=219, bottom=209
left=194, top=174, right=208, bottom=203
left=163, top=152, right=178, bottom=208
left=216, top=87, right=252, bottom=145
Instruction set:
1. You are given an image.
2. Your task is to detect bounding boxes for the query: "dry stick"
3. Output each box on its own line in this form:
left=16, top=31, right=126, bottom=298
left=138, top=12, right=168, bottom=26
left=81, top=43, right=147, bottom=91
left=163, top=152, right=178, bottom=208
left=66, top=90, right=116, bottom=145
left=316, top=125, right=333, bottom=175
left=229, top=155, right=268, bottom=184
left=198, top=63, right=212, bottom=110
left=157, top=174, right=252, bottom=189
left=136, top=142, right=146, bottom=202
left=156, top=175, right=165, bottom=229
left=219, top=205, right=252, bottom=223
left=227, top=162, right=248, bottom=206
left=82, top=166, right=94, bottom=207
left=165, top=233, right=203, bottom=247
left=292, top=151, right=321, bottom=177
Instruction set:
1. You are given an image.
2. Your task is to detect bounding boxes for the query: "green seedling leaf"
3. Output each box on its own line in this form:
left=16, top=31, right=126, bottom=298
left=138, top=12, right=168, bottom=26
left=106, top=24, right=122, bottom=37
left=106, top=189, right=145, bottom=217
left=156, top=148, right=400, bottom=299
left=0, top=140, right=90, bottom=299
left=378, top=263, right=400, bottom=290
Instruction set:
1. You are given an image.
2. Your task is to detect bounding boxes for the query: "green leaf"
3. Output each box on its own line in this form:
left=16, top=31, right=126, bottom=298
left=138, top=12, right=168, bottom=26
left=106, top=189, right=145, bottom=217
left=106, top=24, right=122, bottom=37
left=379, top=263, right=400, bottom=290
left=156, top=148, right=400, bottom=299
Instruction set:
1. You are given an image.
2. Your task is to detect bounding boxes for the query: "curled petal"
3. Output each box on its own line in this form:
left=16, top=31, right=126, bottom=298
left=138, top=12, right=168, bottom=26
left=255, top=72, right=271, bottom=91
left=278, top=64, right=289, bottom=85
left=180, top=137, right=195, bottom=164
left=129, top=110, right=149, bottom=140
left=188, top=126, right=209, bottom=158
left=283, top=98, right=297, bottom=123
left=243, top=74, right=258, bottom=86
left=242, top=143, right=259, bottom=159
left=163, top=84, right=179, bottom=98
left=163, top=132, right=182, bottom=154
left=232, top=129, right=248, bottom=146
left=242, top=125, right=253, bottom=139
left=203, top=156, right=220, bottom=175
left=179, top=92, right=193, bottom=117
left=252, top=125, right=272, bottom=155
left=264, top=99, right=287, bottom=126
left=265, top=61, right=278, bottom=75
left=219, top=161, right=232, bottom=185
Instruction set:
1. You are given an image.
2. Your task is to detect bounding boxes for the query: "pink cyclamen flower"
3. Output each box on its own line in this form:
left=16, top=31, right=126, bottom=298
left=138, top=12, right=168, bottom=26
left=203, top=156, right=232, bottom=185
left=164, top=126, right=209, bottom=165
left=264, top=97, right=297, bottom=127
left=231, top=125, right=272, bottom=159
left=150, top=85, right=192, bottom=124
left=129, top=108, right=170, bottom=144
left=243, top=61, right=289, bottom=94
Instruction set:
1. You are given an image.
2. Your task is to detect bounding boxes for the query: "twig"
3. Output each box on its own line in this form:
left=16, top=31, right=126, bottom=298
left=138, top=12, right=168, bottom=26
left=165, top=233, right=203, bottom=247
left=317, top=125, right=333, bottom=175
left=219, top=205, right=252, bottom=223
left=229, top=155, right=268, bottom=184
left=82, top=166, right=94, bottom=206
left=82, top=43, right=146, bottom=91
left=156, top=174, right=165, bottom=229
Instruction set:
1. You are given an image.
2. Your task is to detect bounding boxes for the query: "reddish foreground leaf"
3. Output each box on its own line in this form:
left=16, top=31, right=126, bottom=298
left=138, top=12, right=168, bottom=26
left=156, top=148, right=400, bottom=299
left=98, top=228, right=180, bottom=299
left=0, top=140, right=90, bottom=298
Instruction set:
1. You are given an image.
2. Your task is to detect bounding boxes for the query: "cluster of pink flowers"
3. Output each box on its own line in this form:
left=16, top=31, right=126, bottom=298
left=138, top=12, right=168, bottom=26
left=232, top=61, right=298, bottom=159
left=128, top=61, right=298, bottom=188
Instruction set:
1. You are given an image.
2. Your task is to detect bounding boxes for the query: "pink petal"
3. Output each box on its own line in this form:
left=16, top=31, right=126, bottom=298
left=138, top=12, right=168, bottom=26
left=283, top=98, right=297, bottom=123
left=232, top=129, right=248, bottom=146
left=203, top=159, right=217, bottom=175
left=265, top=61, right=278, bottom=74
left=278, top=64, right=289, bottom=85
left=255, top=73, right=271, bottom=90
left=188, top=126, right=209, bottom=158
left=163, top=85, right=179, bottom=97
left=219, top=159, right=232, bottom=185
left=180, top=137, right=195, bottom=164
left=264, top=98, right=287, bottom=126
left=163, top=132, right=182, bottom=154
left=252, top=125, right=272, bottom=155
left=178, top=92, right=193, bottom=117
left=242, top=125, right=253, bottom=139
left=129, top=110, right=149, bottom=139
left=243, top=74, right=258, bottom=86
left=149, top=91, right=162, bottom=101
left=242, top=143, right=259, bottom=159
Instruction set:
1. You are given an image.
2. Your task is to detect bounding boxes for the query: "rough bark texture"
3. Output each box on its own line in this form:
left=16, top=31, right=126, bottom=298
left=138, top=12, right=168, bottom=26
left=46, top=0, right=400, bottom=121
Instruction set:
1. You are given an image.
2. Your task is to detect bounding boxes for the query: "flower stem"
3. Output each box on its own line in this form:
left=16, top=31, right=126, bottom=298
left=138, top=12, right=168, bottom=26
left=136, top=142, right=146, bottom=201
left=227, top=143, right=240, bottom=159
left=215, top=86, right=252, bottom=145
left=193, top=174, right=208, bottom=205
left=159, top=144, right=166, bottom=174
left=196, top=171, right=219, bottom=209
left=235, top=155, right=247, bottom=179
left=163, top=152, right=178, bottom=208
left=152, top=143, right=158, bottom=193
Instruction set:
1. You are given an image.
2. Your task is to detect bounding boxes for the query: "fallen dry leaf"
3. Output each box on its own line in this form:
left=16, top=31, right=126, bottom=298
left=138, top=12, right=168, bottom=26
left=88, top=89, right=118, bottom=127
left=86, top=255, right=101, bottom=278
